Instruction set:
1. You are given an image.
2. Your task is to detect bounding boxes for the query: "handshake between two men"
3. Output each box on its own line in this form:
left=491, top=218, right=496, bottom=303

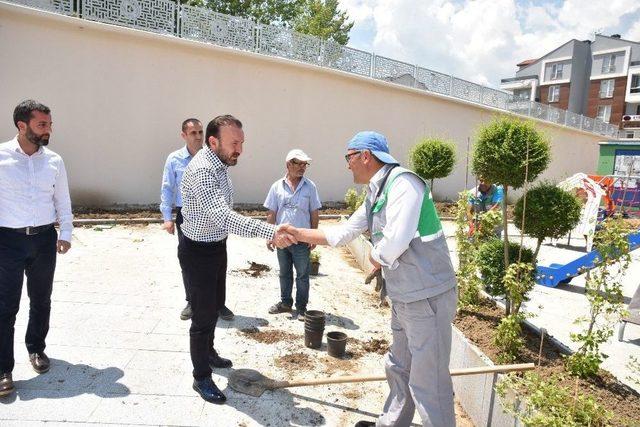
left=270, top=224, right=325, bottom=249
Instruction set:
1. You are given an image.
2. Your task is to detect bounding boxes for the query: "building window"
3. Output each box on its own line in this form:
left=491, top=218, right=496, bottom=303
left=550, top=63, right=563, bottom=80
left=596, top=105, right=612, bottom=123
left=513, top=89, right=530, bottom=100
left=601, top=54, right=617, bottom=74
left=599, top=79, right=615, bottom=98
left=631, top=74, right=640, bottom=94
left=548, top=85, right=560, bottom=103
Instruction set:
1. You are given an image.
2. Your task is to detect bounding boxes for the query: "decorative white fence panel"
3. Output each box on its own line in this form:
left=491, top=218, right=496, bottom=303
left=321, top=42, right=372, bottom=77
left=4, top=0, right=622, bottom=138
left=179, top=6, right=255, bottom=51
left=373, top=55, right=416, bottom=88
left=81, top=0, right=176, bottom=34
left=10, top=0, right=72, bottom=14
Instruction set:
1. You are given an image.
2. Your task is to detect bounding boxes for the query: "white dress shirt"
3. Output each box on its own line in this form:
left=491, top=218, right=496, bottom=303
left=325, top=164, right=425, bottom=270
left=0, top=137, right=73, bottom=241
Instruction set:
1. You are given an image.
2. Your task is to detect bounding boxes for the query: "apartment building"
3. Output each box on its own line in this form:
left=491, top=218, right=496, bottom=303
left=501, top=34, right=640, bottom=139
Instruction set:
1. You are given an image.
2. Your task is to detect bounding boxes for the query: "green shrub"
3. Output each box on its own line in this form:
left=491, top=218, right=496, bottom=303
left=473, top=118, right=551, bottom=191
left=514, top=182, right=582, bottom=259
left=309, top=249, right=321, bottom=263
left=476, top=239, right=535, bottom=297
left=473, top=117, right=550, bottom=314
left=496, top=372, right=613, bottom=426
left=410, top=138, right=456, bottom=192
left=344, top=187, right=366, bottom=214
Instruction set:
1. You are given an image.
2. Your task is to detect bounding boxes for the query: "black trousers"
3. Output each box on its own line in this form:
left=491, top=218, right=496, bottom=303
left=175, top=208, right=189, bottom=302
left=0, top=226, right=57, bottom=374
left=178, top=235, right=227, bottom=380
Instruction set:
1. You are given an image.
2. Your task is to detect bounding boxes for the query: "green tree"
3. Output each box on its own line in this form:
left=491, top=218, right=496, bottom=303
left=410, top=138, right=456, bottom=193
left=206, top=0, right=302, bottom=26
left=513, top=182, right=582, bottom=260
left=293, top=0, right=353, bottom=45
left=473, top=117, right=550, bottom=313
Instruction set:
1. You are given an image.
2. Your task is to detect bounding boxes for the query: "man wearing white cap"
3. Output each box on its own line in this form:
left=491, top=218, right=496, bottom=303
left=264, top=149, right=321, bottom=321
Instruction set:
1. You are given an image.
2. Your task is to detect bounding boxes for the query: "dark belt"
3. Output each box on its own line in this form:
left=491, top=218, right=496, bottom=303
left=0, top=223, right=54, bottom=235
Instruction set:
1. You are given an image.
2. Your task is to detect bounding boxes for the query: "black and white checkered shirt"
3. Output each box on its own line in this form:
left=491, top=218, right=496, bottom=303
left=180, top=146, right=275, bottom=242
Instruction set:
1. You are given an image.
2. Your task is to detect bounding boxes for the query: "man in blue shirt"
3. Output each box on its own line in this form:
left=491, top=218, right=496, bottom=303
left=160, top=118, right=234, bottom=321
left=264, top=149, right=322, bottom=321
left=467, top=177, right=504, bottom=236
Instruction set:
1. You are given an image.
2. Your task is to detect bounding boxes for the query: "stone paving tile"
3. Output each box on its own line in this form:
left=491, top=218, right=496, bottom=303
left=87, top=394, right=205, bottom=425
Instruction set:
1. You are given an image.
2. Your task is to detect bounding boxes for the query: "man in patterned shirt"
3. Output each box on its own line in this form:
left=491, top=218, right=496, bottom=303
left=179, top=115, right=296, bottom=404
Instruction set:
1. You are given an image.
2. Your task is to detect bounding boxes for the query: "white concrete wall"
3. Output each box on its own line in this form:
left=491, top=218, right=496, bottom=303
left=0, top=2, right=603, bottom=206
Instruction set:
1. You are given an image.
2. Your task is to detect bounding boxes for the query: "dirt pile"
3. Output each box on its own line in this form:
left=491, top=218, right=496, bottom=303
left=239, top=327, right=300, bottom=344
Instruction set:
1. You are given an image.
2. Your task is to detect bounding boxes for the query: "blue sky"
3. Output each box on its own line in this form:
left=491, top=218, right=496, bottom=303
left=340, top=0, right=640, bottom=87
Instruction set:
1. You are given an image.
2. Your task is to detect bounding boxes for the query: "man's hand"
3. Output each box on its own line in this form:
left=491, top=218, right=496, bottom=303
left=368, top=254, right=381, bottom=271
left=266, top=240, right=275, bottom=251
left=57, top=240, right=71, bottom=254
left=162, top=220, right=175, bottom=235
left=273, top=224, right=298, bottom=248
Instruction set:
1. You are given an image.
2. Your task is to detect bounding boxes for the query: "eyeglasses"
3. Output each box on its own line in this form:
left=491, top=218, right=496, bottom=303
left=290, top=159, right=309, bottom=167
left=344, top=151, right=362, bottom=163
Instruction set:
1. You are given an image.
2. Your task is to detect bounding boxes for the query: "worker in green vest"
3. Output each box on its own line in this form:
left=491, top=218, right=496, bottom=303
left=284, top=131, right=457, bottom=427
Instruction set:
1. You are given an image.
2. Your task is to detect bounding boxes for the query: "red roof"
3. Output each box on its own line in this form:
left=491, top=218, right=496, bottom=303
left=517, top=58, right=538, bottom=67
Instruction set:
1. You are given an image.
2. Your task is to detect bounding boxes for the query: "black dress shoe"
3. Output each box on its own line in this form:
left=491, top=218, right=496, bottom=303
left=0, top=372, right=15, bottom=397
left=193, top=377, right=226, bottom=404
left=209, top=350, right=233, bottom=369
left=180, top=302, right=192, bottom=321
left=354, top=421, right=375, bottom=427
left=29, top=351, right=50, bottom=374
left=218, top=305, right=235, bottom=321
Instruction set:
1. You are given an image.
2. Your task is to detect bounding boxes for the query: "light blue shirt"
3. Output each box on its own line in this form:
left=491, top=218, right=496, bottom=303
left=160, top=146, right=193, bottom=221
left=263, top=176, right=322, bottom=228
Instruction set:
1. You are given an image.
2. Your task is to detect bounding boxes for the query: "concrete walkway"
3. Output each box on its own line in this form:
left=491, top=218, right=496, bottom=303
left=0, top=223, right=472, bottom=426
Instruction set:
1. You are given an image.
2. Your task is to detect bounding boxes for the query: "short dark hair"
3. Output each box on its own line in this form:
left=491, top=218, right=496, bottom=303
left=205, top=115, right=242, bottom=145
left=181, top=118, right=201, bottom=132
left=13, top=99, right=51, bottom=128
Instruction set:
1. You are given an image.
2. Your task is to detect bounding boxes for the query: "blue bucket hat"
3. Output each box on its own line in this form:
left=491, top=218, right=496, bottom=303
left=347, top=131, right=399, bottom=165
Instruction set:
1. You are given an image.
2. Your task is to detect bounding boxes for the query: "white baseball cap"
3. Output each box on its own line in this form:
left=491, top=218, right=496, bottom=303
left=285, top=149, right=312, bottom=162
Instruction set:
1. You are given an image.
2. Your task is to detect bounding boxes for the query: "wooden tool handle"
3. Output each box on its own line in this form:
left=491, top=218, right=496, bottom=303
left=278, top=363, right=535, bottom=389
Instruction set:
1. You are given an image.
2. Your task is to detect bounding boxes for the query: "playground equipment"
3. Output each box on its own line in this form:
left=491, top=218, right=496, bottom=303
left=536, top=172, right=640, bottom=288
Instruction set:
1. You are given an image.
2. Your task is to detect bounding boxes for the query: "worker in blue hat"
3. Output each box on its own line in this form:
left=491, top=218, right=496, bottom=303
left=283, top=131, right=457, bottom=427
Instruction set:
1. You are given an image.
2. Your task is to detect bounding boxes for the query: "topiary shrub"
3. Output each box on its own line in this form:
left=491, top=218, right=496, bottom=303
left=473, top=117, right=550, bottom=314
left=410, top=137, right=456, bottom=192
left=476, top=239, right=535, bottom=297
left=514, top=182, right=582, bottom=260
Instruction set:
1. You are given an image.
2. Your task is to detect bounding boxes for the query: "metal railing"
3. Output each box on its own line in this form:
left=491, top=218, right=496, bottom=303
left=4, top=0, right=621, bottom=139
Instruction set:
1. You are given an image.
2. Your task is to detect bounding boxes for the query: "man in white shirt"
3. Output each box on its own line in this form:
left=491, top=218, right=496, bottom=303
left=284, top=132, right=457, bottom=427
left=0, top=100, right=73, bottom=398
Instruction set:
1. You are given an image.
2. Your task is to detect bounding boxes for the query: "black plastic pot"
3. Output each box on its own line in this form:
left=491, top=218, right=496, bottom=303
left=304, top=328, right=323, bottom=349
left=310, top=261, right=320, bottom=276
left=326, top=331, right=347, bottom=358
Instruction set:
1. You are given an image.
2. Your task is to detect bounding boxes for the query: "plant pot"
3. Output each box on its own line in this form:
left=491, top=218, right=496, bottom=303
left=304, top=328, right=323, bottom=349
left=304, top=310, right=325, bottom=320
left=310, top=261, right=320, bottom=276
left=326, top=331, right=347, bottom=358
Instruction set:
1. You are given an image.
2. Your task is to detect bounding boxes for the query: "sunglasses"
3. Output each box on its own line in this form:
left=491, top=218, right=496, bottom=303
left=344, top=151, right=363, bottom=163
left=290, top=159, right=309, bottom=167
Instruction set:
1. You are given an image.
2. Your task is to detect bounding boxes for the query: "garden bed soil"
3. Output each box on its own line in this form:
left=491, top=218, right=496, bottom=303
left=71, top=202, right=471, bottom=220
left=454, top=299, right=640, bottom=425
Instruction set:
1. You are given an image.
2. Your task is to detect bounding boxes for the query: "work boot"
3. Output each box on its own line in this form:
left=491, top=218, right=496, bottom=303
left=209, top=350, right=233, bottom=369
left=218, top=305, right=235, bottom=321
left=268, top=301, right=292, bottom=314
left=180, top=302, right=192, bottom=321
left=193, top=377, right=226, bottom=404
left=29, top=351, right=50, bottom=374
left=0, top=373, right=15, bottom=397
left=354, top=421, right=375, bottom=427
